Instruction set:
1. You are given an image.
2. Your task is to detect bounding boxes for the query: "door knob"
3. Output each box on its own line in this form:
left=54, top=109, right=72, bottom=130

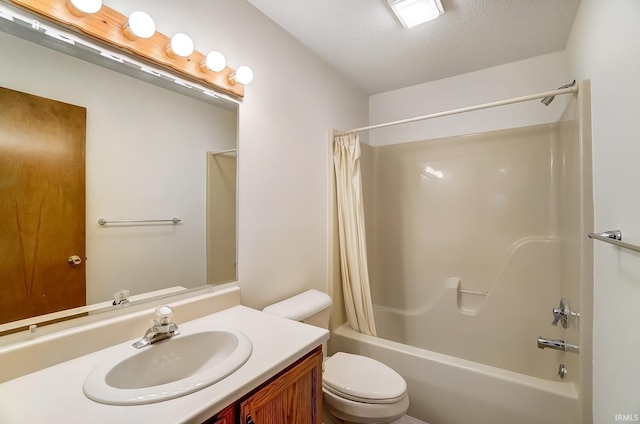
left=68, top=255, right=82, bottom=265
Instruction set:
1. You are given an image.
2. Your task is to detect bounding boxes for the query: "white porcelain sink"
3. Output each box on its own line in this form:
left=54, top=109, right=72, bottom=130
left=83, top=329, right=252, bottom=405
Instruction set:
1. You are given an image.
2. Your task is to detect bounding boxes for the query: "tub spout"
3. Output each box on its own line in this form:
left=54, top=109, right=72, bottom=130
left=537, top=337, right=579, bottom=354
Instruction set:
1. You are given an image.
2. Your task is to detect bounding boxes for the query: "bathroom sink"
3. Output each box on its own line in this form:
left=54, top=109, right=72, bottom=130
left=83, top=329, right=253, bottom=405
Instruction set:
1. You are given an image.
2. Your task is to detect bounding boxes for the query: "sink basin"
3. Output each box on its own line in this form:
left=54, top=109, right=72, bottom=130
left=83, top=329, right=252, bottom=405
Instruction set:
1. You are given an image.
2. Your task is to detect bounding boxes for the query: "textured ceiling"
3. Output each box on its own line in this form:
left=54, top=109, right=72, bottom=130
left=246, top=0, right=581, bottom=95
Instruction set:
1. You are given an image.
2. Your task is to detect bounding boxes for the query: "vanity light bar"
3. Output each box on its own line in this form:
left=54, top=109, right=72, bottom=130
left=7, top=0, right=252, bottom=98
left=0, top=3, right=237, bottom=106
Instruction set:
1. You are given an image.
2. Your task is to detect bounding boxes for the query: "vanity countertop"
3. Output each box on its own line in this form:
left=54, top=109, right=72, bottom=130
left=0, top=305, right=329, bottom=423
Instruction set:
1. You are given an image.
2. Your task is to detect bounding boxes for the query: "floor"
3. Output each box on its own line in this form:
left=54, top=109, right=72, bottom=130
left=393, top=416, right=428, bottom=424
left=323, top=415, right=427, bottom=424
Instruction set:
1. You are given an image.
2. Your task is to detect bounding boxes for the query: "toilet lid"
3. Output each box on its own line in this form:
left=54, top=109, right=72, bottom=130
left=323, top=352, right=407, bottom=403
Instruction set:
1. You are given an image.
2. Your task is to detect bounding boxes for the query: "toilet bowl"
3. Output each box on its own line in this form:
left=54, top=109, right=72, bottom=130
left=263, top=290, right=409, bottom=424
left=322, top=352, right=409, bottom=423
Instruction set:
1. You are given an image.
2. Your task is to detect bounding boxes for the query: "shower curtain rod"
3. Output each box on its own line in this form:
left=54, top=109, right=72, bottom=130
left=335, top=85, right=578, bottom=136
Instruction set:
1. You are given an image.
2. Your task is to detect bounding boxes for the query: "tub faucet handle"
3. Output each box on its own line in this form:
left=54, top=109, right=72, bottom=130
left=551, top=298, right=570, bottom=328
left=551, top=298, right=579, bottom=329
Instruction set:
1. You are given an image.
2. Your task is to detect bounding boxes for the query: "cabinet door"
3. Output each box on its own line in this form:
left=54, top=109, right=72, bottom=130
left=240, top=347, right=323, bottom=424
left=202, top=403, right=235, bottom=424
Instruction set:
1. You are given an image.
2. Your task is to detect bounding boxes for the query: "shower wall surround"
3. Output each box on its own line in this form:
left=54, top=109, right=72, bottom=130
left=361, top=120, right=583, bottom=381
left=345, top=78, right=594, bottom=424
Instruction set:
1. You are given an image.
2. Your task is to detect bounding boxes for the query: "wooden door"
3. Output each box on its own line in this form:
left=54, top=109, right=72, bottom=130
left=0, top=86, right=86, bottom=324
left=240, top=347, right=323, bottom=424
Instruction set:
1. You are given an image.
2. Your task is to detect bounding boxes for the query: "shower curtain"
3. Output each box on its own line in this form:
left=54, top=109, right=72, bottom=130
left=333, top=132, right=377, bottom=336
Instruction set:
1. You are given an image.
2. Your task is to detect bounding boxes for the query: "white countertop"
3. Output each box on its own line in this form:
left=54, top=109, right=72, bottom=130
left=0, top=305, right=329, bottom=423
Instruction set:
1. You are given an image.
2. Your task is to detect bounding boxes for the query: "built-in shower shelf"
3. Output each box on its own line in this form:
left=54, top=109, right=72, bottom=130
left=446, top=277, right=489, bottom=315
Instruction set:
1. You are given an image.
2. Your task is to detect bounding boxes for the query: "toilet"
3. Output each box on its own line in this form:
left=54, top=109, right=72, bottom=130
left=263, top=290, right=409, bottom=424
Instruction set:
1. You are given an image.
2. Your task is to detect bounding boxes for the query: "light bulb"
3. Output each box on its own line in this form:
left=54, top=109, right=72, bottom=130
left=123, top=11, right=155, bottom=40
left=230, top=65, right=254, bottom=85
left=166, top=33, right=194, bottom=58
left=200, top=51, right=226, bottom=73
left=67, top=0, right=102, bottom=16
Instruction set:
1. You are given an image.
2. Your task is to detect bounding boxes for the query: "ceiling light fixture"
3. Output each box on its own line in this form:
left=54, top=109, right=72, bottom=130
left=67, top=0, right=102, bottom=16
left=166, top=33, right=194, bottom=58
left=123, top=11, right=155, bottom=40
left=387, top=0, right=444, bottom=28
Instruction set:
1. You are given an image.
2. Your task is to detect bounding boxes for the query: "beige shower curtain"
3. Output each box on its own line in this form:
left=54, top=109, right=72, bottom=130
left=333, top=132, right=377, bottom=336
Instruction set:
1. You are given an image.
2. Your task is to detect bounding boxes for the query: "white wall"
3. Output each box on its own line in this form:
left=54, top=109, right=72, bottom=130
left=104, top=0, right=369, bottom=308
left=369, top=51, right=570, bottom=146
left=0, top=31, right=237, bottom=304
left=566, top=1, right=640, bottom=422
left=1, top=0, right=368, bottom=310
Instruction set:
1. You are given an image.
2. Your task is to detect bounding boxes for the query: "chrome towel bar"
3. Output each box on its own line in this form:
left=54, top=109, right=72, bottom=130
left=588, top=230, right=640, bottom=253
left=98, top=217, right=181, bottom=225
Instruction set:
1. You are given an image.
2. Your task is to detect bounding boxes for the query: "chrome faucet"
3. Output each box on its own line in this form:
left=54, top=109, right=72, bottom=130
left=537, top=337, right=580, bottom=354
left=551, top=298, right=580, bottom=328
left=132, top=305, right=180, bottom=349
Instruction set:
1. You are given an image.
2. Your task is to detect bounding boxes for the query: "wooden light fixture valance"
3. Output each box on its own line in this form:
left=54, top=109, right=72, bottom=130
left=9, top=0, right=246, bottom=98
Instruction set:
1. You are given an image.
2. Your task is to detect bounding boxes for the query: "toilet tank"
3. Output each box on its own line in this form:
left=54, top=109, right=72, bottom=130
left=262, top=289, right=332, bottom=329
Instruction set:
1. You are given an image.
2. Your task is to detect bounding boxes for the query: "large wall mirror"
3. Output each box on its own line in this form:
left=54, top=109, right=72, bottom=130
left=0, top=5, right=238, bottom=333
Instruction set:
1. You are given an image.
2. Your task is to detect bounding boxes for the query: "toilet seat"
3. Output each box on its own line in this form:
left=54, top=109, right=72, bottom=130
left=322, top=383, right=406, bottom=404
left=323, top=352, right=407, bottom=404
left=322, top=385, right=409, bottom=423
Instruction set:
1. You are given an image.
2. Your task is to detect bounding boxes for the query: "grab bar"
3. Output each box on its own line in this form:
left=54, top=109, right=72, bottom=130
left=98, top=217, right=181, bottom=225
left=588, top=230, right=640, bottom=253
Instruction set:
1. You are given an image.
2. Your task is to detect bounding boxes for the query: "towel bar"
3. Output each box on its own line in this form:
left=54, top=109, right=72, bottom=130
left=98, top=217, right=181, bottom=225
left=588, top=230, right=640, bottom=253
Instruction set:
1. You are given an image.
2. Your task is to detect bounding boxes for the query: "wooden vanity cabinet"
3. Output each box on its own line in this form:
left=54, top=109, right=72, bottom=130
left=240, top=345, right=323, bottom=424
left=205, top=404, right=235, bottom=424
left=203, top=346, right=323, bottom=424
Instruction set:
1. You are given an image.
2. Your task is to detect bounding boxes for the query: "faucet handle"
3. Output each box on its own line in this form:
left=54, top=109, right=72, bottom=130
left=112, top=289, right=130, bottom=306
left=551, top=298, right=570, bottom=328
left=155, top=305, right=174, bottom=325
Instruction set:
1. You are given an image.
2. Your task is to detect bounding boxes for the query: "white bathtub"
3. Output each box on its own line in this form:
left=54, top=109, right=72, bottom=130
left=330, top=323, right=581, bottom=424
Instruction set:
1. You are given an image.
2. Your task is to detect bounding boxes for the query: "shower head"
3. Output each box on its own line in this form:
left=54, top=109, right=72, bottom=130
left=540, top=96, right=554, bottom=106
left=541, top=80, right=576, bottom=106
